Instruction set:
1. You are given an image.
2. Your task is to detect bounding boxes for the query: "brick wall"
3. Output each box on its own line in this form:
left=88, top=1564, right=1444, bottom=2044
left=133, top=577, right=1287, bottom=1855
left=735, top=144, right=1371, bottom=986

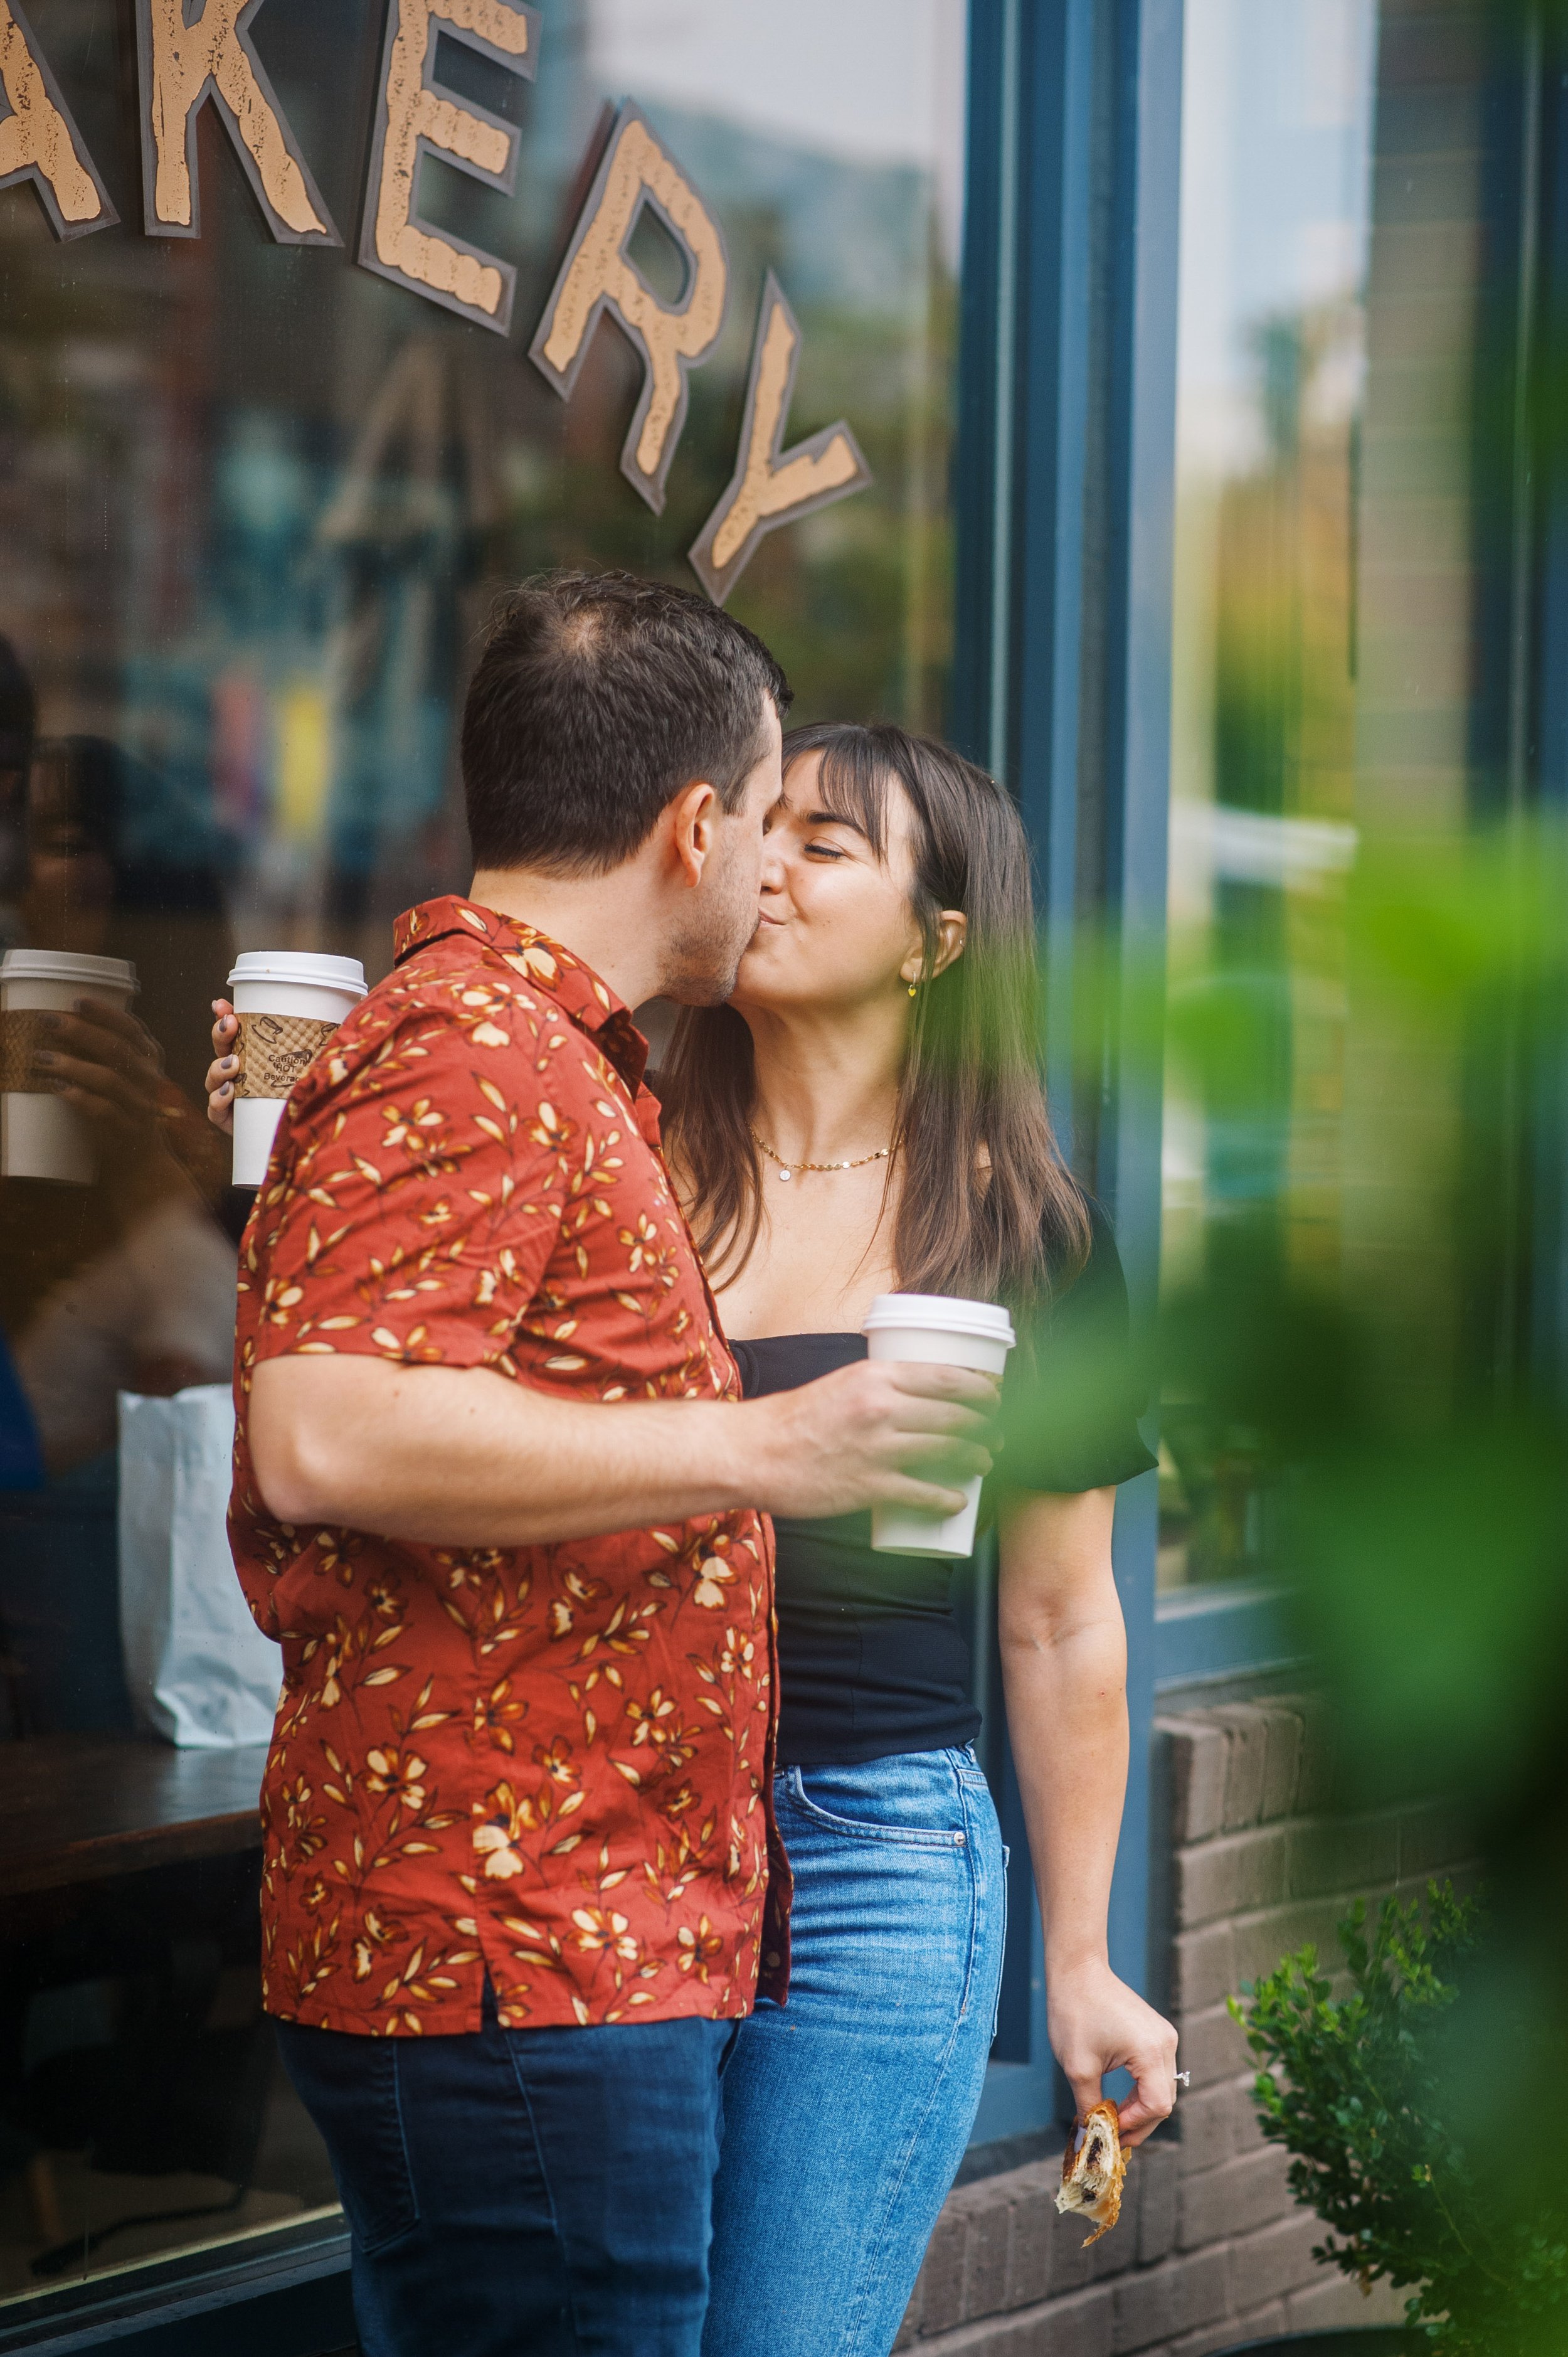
left=891, top=1695, right=1475, bottom=2357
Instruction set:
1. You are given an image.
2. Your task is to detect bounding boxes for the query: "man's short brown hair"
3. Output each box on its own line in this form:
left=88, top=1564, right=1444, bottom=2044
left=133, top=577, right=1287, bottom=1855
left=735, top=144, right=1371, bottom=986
left=461, top=572, right=792, bottom=876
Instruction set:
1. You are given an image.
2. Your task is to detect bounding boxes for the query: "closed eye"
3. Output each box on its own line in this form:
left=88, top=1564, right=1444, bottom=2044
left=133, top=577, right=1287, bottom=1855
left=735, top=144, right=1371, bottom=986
left=800, top=806, right=869, bottom=856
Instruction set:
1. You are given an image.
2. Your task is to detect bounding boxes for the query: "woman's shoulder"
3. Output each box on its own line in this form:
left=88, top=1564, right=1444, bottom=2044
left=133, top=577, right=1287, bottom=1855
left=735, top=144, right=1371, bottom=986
left=1004, top=1186, right=1155, bottom=1491
left=1043, top=1187, right=1127, bottom=1307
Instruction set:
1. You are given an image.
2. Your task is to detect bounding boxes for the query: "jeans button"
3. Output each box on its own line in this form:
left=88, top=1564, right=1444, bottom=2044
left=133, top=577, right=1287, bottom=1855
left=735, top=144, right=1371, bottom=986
left=953, top=1831, right=966, bottom=1846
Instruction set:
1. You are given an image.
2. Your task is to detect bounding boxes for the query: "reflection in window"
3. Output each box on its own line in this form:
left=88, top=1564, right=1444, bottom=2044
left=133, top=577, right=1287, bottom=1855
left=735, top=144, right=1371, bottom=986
left=1160, top=0, right=1377, bottom=1590
left=0, top=0, right=965, bottom=2302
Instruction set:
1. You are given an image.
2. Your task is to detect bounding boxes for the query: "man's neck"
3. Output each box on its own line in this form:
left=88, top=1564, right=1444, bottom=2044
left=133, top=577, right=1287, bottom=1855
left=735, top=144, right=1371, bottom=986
left=467, top=865, right=666, bottom=1009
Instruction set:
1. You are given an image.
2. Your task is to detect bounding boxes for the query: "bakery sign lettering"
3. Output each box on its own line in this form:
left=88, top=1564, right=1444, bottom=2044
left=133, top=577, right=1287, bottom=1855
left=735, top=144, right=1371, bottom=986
left=0, top=0, right=873, bottom=604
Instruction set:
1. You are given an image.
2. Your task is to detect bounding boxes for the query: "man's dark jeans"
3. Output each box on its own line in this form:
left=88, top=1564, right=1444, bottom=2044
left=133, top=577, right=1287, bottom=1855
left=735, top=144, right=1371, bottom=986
left=277, top=1988, right=736, bottom=2356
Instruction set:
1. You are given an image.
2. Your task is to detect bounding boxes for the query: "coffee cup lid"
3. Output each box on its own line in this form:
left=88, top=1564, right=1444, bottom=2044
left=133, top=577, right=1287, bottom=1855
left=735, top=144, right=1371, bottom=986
left=0, top=948, right=139, bottom=993
left=228, top=951, right=367, bottom=997
left=862, top=1292, right=1016, bottom=1349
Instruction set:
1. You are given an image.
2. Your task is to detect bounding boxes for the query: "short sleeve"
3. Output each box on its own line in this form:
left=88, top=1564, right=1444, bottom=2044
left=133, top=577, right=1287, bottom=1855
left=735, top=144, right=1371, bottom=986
left=999, top=1196, right=1157, bottom=1495
left=240, top=1000, right=565, bottom=1375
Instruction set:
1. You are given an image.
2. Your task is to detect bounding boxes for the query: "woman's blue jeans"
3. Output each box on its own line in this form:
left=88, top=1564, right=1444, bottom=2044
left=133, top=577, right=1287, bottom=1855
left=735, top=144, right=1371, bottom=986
left=703, top=1746, right=1007, bottom=2357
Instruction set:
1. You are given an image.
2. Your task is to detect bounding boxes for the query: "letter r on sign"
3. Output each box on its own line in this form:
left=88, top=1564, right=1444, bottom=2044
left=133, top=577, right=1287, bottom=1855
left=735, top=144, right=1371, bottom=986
left=529, top=102, right=728, bottom=516
left=359, top=0, right=539, bottom=336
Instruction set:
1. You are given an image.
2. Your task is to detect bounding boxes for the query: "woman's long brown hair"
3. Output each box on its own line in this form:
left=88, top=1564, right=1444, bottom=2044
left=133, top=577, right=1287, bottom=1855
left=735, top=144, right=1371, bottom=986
left=661, top=722, right=1091, bottom=1313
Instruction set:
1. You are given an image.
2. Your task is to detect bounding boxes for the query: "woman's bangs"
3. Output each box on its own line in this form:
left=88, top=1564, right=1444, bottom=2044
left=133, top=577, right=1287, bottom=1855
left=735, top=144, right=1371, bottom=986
left=784, top=730, right=894, bottom=861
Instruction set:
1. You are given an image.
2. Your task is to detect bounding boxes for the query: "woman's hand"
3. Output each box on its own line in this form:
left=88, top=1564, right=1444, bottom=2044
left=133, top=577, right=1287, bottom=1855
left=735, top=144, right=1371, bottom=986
left=1049, top=1959, right=1179, bottom=2147
left=206, top=998, right=237, bottom=1134
left=34, top=998, right=164, bottom=1152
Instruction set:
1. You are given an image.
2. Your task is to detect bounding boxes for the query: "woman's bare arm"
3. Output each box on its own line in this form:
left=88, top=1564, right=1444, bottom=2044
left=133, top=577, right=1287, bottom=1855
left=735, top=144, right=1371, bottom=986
left=998, top=1485, right=1178, bottom=2144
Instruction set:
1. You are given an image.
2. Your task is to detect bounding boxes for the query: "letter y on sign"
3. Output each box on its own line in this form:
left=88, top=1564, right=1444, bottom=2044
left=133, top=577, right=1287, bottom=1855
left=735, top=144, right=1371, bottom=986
left=359, top=0, right=539, bottom=336
left=135, top=0, right=339, bottom=243
left=689, top=274, right=871, bottom=606
left=529, top=102, right=728, bottom=516
left=0, top=0, right=116, bottom=238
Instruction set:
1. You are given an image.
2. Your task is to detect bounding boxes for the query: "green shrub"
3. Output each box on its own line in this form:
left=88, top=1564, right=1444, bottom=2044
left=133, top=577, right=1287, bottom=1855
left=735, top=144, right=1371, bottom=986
left=1231, top=1885, right=1568, bottom=2356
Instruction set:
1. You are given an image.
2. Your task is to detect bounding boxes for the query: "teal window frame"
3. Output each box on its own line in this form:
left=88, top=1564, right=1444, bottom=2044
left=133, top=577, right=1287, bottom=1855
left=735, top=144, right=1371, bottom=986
left=953, top=0, right=1185, bottom=2148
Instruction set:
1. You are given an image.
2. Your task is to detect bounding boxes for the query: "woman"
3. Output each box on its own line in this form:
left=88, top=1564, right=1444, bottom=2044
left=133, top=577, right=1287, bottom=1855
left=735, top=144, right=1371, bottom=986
left=667, top=723, right=1175, bottom=2356
left=208, top=722, right=1177, bottom=2356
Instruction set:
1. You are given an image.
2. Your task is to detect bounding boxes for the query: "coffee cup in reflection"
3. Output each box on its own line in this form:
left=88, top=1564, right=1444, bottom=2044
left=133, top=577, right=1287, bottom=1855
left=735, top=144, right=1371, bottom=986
left=862, top=1293, right=1017, bottom=1560
left=228, top=952, right=367, bottom=1189
left=0, top=948, right=139, bottom=1185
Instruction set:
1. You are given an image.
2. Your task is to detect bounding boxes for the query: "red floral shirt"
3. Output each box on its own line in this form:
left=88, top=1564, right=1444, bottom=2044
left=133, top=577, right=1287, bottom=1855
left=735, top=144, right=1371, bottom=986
left=230, top=897, right=786, bottom=2036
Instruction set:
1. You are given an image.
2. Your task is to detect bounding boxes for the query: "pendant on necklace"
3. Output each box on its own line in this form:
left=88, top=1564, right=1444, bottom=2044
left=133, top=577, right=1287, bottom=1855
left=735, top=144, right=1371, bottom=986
left=777, top=1168, right=792, bottom=1182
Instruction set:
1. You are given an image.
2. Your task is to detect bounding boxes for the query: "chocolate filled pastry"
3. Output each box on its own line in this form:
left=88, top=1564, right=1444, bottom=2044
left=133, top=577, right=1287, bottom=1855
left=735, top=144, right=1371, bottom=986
left=1054, top=2099, right=1126, bottom=2246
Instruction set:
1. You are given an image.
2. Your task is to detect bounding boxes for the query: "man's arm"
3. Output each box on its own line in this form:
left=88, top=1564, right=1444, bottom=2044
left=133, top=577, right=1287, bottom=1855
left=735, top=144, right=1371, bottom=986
left=248, top=1352, right=998, bottom=1543
left=997, top=1486, right=1179, bottom=2146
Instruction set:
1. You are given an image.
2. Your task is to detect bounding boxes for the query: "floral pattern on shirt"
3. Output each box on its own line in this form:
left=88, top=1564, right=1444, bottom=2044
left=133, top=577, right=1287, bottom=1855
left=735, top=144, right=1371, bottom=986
left=230, top=897, right=787, bottom=2035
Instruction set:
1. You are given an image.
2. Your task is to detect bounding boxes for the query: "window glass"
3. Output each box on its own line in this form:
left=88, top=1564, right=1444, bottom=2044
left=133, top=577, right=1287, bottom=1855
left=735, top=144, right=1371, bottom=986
left=1159, top=0, right=1378, bottom=1589
left=0, top=0, right=965, bottom=2304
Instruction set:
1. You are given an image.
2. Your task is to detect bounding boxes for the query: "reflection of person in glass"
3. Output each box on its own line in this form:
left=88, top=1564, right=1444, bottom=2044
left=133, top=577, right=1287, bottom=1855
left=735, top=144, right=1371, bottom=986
left=0, top=683, right=277, bottom=2267
left=3, top=726, right=234, bottom=1473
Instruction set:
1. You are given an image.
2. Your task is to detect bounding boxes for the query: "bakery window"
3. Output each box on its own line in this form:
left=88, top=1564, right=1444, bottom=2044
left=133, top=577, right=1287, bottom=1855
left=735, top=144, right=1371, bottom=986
left=0, top=0, right=966, bottom=2326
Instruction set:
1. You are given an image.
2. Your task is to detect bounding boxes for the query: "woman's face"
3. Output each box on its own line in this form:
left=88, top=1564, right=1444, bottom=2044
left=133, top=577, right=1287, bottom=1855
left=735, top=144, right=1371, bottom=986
left=22, top=758, right=113, bottom=956
left=731, top=752, right=928, bottom=1017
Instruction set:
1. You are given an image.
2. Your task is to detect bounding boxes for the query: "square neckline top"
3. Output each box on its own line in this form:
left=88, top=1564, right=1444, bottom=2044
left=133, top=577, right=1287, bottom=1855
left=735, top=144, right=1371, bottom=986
left=728, top=1201, right=1155, bottom=1768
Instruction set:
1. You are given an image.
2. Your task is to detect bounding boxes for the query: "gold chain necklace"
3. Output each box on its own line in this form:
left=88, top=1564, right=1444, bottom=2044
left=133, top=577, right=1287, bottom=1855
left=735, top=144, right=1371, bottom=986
left=749, top=1125, right=892, bottom=1184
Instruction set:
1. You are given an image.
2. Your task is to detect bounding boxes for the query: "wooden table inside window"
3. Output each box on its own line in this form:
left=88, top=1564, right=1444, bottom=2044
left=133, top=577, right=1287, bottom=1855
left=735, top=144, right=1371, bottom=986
left=0, top=1735, right=268, bottom=1900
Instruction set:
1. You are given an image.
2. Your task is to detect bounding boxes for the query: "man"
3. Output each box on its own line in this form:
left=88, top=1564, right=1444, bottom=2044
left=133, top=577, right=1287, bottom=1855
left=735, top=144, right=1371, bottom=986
left=225, top=574, right=997, bottom=2357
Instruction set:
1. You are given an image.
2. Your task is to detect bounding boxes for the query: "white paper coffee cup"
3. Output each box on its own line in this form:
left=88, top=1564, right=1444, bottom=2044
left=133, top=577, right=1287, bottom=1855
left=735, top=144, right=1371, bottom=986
left=228, top=952, right=366, bottom=1188
left=1, top=948, right=139, bottom=1184
left=863, top=1292, right=1016, bottom=1559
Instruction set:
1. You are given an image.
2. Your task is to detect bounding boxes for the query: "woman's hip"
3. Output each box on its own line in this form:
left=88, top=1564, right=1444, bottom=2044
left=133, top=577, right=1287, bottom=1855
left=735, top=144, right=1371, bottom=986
left=768, top=1745, right=1007, bottom=2031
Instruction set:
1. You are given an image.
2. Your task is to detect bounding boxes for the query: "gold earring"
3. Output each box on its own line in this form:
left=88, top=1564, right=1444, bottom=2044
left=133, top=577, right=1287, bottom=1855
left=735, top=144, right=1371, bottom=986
left=907, top=981, right=918, bottom=998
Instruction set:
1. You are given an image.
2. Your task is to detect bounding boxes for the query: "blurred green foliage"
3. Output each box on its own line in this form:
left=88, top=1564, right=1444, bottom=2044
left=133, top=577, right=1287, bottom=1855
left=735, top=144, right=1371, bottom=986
left=1007, top=806, right=1568, bottom=2340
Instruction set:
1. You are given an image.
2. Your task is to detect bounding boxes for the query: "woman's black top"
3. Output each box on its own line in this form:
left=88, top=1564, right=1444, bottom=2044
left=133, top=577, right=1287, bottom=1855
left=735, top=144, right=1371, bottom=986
left=729, top=1200, right=1156, bottom=1769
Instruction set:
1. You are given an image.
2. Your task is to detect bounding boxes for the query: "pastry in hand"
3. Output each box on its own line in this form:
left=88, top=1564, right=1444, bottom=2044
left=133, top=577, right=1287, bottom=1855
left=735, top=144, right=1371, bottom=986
left=1054, top=2099, right=1126, bottom=2247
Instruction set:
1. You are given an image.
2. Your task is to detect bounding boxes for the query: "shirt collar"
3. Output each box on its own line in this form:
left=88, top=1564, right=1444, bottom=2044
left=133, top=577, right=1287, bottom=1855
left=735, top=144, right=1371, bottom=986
left=393, top=895, right=650, bottom=1092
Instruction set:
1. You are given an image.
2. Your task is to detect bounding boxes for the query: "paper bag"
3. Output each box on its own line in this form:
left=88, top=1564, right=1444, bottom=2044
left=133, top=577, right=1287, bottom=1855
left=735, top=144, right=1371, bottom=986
left=117, top=1384, right=280, bottom=1748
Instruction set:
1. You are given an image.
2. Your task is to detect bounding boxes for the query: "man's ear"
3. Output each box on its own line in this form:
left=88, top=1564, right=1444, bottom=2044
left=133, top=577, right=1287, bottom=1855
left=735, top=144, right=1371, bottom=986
left=667, top=779, right=718, bottom=888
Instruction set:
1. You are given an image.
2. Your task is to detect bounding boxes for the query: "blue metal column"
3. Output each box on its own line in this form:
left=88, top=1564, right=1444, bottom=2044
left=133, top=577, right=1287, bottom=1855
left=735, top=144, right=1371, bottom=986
left=1098, top=0, right=1184, bottom=2023
left=960, top=0, right=1103, bottom=2144
left=958, top=0, right=1184, bottom=2146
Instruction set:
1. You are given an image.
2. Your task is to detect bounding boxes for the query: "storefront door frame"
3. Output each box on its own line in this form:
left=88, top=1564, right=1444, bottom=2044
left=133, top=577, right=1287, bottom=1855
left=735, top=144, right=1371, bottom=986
left=955, top=0, right=1184, bottom=2146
